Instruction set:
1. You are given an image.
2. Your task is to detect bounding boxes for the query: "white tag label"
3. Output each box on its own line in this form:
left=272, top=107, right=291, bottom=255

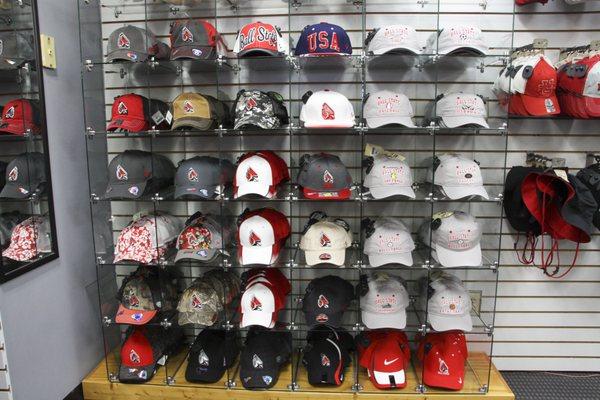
left=364, top=143, right=406, bottom=161
left=152, top=111, right=165, bottom=126
left=156, top=355, right=167, bottom=366
left=165, top=110, right=173, bottom=124
left=554, top=169, right=569, bottom=182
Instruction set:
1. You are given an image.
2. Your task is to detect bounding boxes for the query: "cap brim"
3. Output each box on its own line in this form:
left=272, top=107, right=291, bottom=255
left=304, top=249, right=346, bottom=266
left=443, top=45, right=488, bottom=56
left=441, top=115, right=489, bottom=129
left=441, top=185, right=489, bottom=200
left=423, top=366, right=465, bottom=390
left=429, top=313, right=473, bottom=332
left=367, top=252, right=413, bottom=267
left=302, top=187, right=351, bottom=200
left=366, top=116, right=416, bottom=128
left=362, top=309, right=407, bottom=329
left=0, top=183, right=32, bottom=199
left=174, top=184, right=218, bottom=199
left=584, top=96, right=600, bottom=117
left=234, top=115, right=278, bottom=130
left=119, top=364, right=156, bottom=383
left=171, top=46, right=215, bottom=60
left=178, top=311, right=216, bottom=326
left=0, top=120, right=38, bottom=136
left=240, top=244, right=276, bottom=265
left=303, top=119, right=355, bottom=129
left=172, top=117, right=213, bottom=131
left=368, top=185, right=415, bottom=199
left=372, top=368, right=406, bottom=388
left=174, top=248, right=218, bottom=262
left=238, top=48, right=280, bottom=58
left=107, top=50, right=147, bottom=63
left=521, top=95, right=561, bottom=116
left=104, top=181, right=148, bottom=199
left=235, top=182, right=271, bottom=198
left=115, top=305, right=157, bottom=325
left=240, top=310, right=275, bottom=328
left=240, top=369, right=280, bottom=389
left=434, top=243, right=482, bottom=267
left=107, top=117, right=148, bottom=132
left=371, top=45, right=422, bottom=56
left=186, top=359, right=226, bottom=383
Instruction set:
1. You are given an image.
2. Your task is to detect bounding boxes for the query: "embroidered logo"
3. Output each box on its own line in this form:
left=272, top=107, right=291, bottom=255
left=5, top=106, right=15, bottom=119
left=130, top=349, right=141, bottom=364
left=187, top=168, right=199, bottom=182
left=317, top=294, right=329, bottom=308
left=198, top=349, right=209, bottom=366
left=183, top=100, right=194, bottom=113
left=191, top=294, right=203, bottom=309
left=249, top=230, right=261, bottom=246
left=118, top=33, right=130, bottom=49
left=321, top=354, right=331, bottom=366
left=320, top=233, right=331, bottom=247
left=181, top=26, right=194, bottom=43
left=246, top=167, right=259, bottom=182
left=245, top=97, right=257, bottom=111
left=438, top=358, right=449, bottom=376
left=323, top=170, right=334, bottom=184
left=7, top=166, right=17, bottom=181
left=253, top=354, right=264, bottom=369
left=250, top=296, right=262, bottom=311
left=118, top=101, right=128, bottom=115
left=322, top=103, right=335, bottom=120
left=116, top=164, right=128, bottom=180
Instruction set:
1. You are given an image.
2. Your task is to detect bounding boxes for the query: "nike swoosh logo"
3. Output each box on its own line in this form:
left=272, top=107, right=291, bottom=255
left=383, top=358, right=399, bottom=366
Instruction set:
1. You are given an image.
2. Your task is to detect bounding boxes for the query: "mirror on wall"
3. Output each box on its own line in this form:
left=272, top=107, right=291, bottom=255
left=0, top=0, right=57, bottom=282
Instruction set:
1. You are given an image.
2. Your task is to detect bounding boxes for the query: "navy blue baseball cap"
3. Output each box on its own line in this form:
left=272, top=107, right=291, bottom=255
left=295, top=22, right=352, bottom=57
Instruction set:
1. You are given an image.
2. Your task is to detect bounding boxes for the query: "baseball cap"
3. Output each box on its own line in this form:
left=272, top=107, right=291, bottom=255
left=520, top=57, right=560, bottom=116
left=360, top=272, right=410, bottom=329
left=0, top=211, right=27, bottom=248
left=417, top=331, right=468, bottom=390
left=106, top=25, right=170, bottom=63
left=2, top=216, right=51, bottom=261
left=426, top=26, right=488, bottom=56
left=237, top=208, right=291, bottom=266
left=300, top=90, right=355, bottom=129
left=427, top=154, right=489, bottom=200
left=302, top=333, right=352, bottom=386
left=363, top=91, right=416, bottom=128
left=295, top=22, right=352, bottom=57
left=363, top=154, right=415, bottom=199
left=240, top=268, right=291, bottom=325
left=233, top=21, right=288, bottom=57
left=365, top=25, right=422, bottom=56
left=171, top=93, right=231, bottom=130
left=357, top=330, right=411, bottom=389
left=107, top=94, right=171, bottom=132
left=115, top=266, right=178, bottom=325
left=119, top=325, right=183, bottom=383
left=233, top=90, right=289, bottom=130
left=186, top=329, right=240, bottom=383
left=0, top=31, right=34, bottom=69
left=576, top=163, right=600, bottom=230
left=175, top=214, right=230, bottom=262
left=239, top=328, right=292, bottom=389
left=114, top=213, right=182, bottom=264
left=419, top=210, right=483, bottom=268
left=0, top=98, right=41, bottom=136
left=425, top=276, right=473, bottom=332
left=170, top=19, right=218, bottom=60
left=104, top=150, right=175, bottom=199
left=363, top=218, right=415, bottom=267
left=174, top=156, right=235, bottom=199
left=234, top=151, right=290, bottom=199
left=423, top=93, right=489, bottom=128
left=300, top=218, right=353, bottom=266
left=0, top=152, right=46, bottom=199
left=297, top=153, right=353, bottom=199
left=302, top=275, right=354, bottom=328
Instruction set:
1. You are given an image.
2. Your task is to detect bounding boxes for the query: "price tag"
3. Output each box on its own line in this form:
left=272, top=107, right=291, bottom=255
left=132, top=211, right=144, bottom=221
left=432, top=211, right=454, bottom=220
left=364, top=143, right=406, bottom=161
left=554, top=169, right=569, bottom=182
left=152, top=111, right=166, bottom=126
left=165, top=110, right=173, bottom=125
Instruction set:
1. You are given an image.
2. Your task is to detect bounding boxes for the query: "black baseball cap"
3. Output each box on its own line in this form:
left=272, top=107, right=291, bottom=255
left=297, top=153, right=353, bottom=200
left=576, top=163, right=600, bottom=230
left=239, top=328, right=292, bottom=390
left=0, top=152, right=46, bottom=199
left=105, top=150, right=175, bottom=199
left=186, top=329, right=240, bottom=383
left=503, top=166, right=542, bottom=235
left=302, top=275, right=354, bottom=328
left=0, top=161, right=6, bottom=191
left=303, top=326, right=353, bottom=386
left=233, top=90, right=289, bottom=130
left=562, top=174, right=597, bottom=238
left=174, top=156, right=235, bottom=199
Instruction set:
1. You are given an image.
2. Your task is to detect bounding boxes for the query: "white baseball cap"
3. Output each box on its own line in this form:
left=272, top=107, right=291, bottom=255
left=300, top=90, right=355, bottom=128
left=427, top=278, right=473, bottom=332
left=427, top=154, right=489, bottom=200
left=426, top=25, right=488, bottom=56
left=419, top=211, right=483, bottom=268
left=366, top=25, right=422, bottom=55
left=425, top=93, right=489, bottom=128
left=300, top=220, right=353, bottom=266
left=364, top=91, right=416, bottom=128
left=364, top=155, right=415, bottom=199
left=240, top=283, right=276, bottom=328
left=237, top=209, right=290, bottom=266
left=360, top=272, right=410, bottom=329
left=364, top=218, right=415, bottom=267
left=235, top=154, right=273, bottom=198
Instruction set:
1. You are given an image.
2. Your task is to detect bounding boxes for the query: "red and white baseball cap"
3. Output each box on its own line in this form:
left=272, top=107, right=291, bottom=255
left=237, top=208, right=291, bottom=265
left=2, top=216, right=51, bottom=261
left=107, top=94, right=150, bottom=132
left=234, top=151, right=289, bottom=199
left=358, top=332, right=411, bottom=389
left=300, top=90, right=355, bottom=128
left=240, top=267, right=290, bottom=328
left=233, top=21, right=288, bottom=57
left=417, top=331, right=468, bottom=391
left=428, top=154, right=489, bottom=200
left=520, top=57, right=560, bottom=116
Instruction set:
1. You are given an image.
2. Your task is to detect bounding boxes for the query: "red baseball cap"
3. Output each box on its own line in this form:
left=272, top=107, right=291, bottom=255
left=237, top=208, right=291, bottom=265
left=243, top=267, right=291, bottom=298
left=121, top=328, right=154, bottom=370
left=0, top=98, right=41, bottom=136
left=508, top=93, right=530, bottom=116
left=234, top=151, right=290, bottom=199
left=233, top=21, right=287, bottom=57
left=107, top=94, right=150, bottom=132
left=359, top=334, right=411, bottom=389
left=521, top=57, right=560, bottom=116
left=417, top=331, right=468, bottom=391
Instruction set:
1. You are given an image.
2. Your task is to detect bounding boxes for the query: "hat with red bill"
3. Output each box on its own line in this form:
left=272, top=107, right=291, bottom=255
left=170, top=19, right=218, bottom=60
left=237, top=208, right=291, bottom=266
left=239, top=268, right=290, bottom=328
left=107, top=94, right=171, bottom=132
left=417, top=331, right=468, bottom=390
left=0, top=98, right=41, bottom=136
left=520, top=57, right=560, bottom=116
left=297, top=153, right=353, bottom=200
left=234, top=151, right=290, bottom=199
left=357, top=330, right=411, bottom=390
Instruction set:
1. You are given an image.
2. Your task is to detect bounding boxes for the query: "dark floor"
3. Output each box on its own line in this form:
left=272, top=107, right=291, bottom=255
left=502, top=371, right=600, bottom=400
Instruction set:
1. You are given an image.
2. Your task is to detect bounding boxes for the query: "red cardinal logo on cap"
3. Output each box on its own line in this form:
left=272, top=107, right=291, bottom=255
left=118, top=33, right=130, bottom=49
left=130, top=349, right=141, bottom=364
left=250, top=296, right=262, bottom=311
left=183, top=100, right=195, bottom=113
left=245, top=97, right=257, bottom=111
left=181, top=26, right=194, bottom=43
left=438, top=358, right=449, bottom=376
left=4, top=106, right=14, bottom=119
left=323, top=170, right=334, bottom=185
left=249, top=230, right=261, bottom=246
left=320, top=233, right=331, bottom=247
left=321, top=354, right=331, bottom=367
left=118, top=101, right=128, bottom=115
left=246, top=167, right=259, bottom=182
left=187, top=168, right=199, bottom=182
left=322, top=103, right=335, bottom=120
left=7, top=166, right=17, bottom=182
left=317, top=294, right=329, bottom=308
left=116, top=164, right=128, bottom=181
left=127, top=292, right=140, bottom=307
left=191, top=294, right=203, bottom=309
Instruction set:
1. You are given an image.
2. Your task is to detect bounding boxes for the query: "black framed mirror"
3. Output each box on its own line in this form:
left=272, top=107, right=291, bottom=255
left=0, top=0, right=58, bottom=282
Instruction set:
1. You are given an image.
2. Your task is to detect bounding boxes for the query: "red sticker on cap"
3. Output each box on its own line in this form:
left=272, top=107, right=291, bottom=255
left=191, top=294, right=203, bottom=309
left=183, top=100, right=195, bottom=113
left=246, top=97, right=257, bottom=110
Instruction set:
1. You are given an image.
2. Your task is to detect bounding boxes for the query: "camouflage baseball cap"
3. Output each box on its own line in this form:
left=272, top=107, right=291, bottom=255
left=106, top=25, right=170, bottom=63
left=233, top=90, right=289, bottom=130
left=0, top=31, right=34, bottom=69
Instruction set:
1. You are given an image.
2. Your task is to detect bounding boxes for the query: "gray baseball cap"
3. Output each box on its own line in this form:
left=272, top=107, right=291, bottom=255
left=363, top=218, right=415, bottom=267
left=174, top=156, right=235, bottom=199
left=0, top=152, right=46, bottom=199
left=175, top=213, right=231, bottom=262
left=104, top=150, right=175, bottom=199
left=0, top=31, right=34, bottom=69
left=297, top=153, right=353, bottom=199
left=106, top=25, right=170, bottom=63
left=169, top=19, right=217, bottom=60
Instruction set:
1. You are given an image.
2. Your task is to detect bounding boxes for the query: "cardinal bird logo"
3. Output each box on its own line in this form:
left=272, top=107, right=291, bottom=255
left=191, top=294, right=203, bottom=309
left=118, top=101, right=128, bottom=115
left=130, top=349, right=141, bottom=364
left=323, top=170, right=334, bottom=184
left=7, top=166, right=17, bottom=182
left=322, top=103, right=335, bottom=120
left=116, top=164, right=128, bottom=181
left=438, top=358, right=450, bottom=376
left=321, top=354, right=331, bottom=367
left=181, top=26, right=194, bottom=42
left=246, top=167, right=259, bottom=182
left=250, top=296, right=262, bottom=311
left=127, top=292, right=140, bottom=307
left=118, top=33, right=130, bottom=49
left=320, top=233, right=331, bottom=247
left=4, top=106, right=14, bottom=119
left=198, top=349, right=209, bottom=366
left=183, top=100, right=195, bottom=113
left=187, top=168, right=199, bottom=182
left=249, top=230, right=261, bottom=246
left=245, top=97, right=257, bottom=111
left=252, top=354, right=264, bottom=369
left=317, top=294, right=329, bottom=308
